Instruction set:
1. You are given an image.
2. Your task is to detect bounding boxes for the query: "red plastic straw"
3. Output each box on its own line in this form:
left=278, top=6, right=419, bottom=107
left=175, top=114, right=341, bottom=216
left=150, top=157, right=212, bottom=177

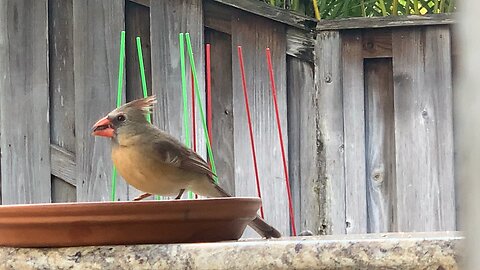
left=191, top=70, right=197, bottom=152
left=203, top=44, right=213, bottom=201
left=206, top=44, right=213, bottom=145
left=265, top=48, right=296, bottom=236
left=237, top=46, right=264, bottom=219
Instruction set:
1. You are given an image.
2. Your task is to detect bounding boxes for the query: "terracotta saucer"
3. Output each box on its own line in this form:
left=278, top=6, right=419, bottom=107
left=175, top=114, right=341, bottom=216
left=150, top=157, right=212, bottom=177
left=0, top=197, right=261, bottom=247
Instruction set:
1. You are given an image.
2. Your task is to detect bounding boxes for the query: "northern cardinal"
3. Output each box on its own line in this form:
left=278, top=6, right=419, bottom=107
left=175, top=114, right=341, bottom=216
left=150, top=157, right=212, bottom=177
left=91, top=96, right=281, bottom=238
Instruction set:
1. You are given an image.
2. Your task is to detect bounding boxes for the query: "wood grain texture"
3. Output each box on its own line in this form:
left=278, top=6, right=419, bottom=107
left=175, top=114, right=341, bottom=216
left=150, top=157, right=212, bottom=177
left=150, top=0, right=206, bottom=193
left=212, top=0, right=317, bottom=30
left=129, top=0, right=149, bottom=7
left=204, top=1, right=314, bottom=62
left=205, top=29, right=235, bottom=195
left=73, top=0, right=128, bottom=201
left=204, top=0, right=232, bottom=34
left=316, top=14, right=454, bottom=31
left=315, top=31, right=346, bottom=234
left=342, top=31, right=367, bottom=234
left=0, top=0, right=51, bottom=204
left=423, top=26, right=455, bottom=231
left=287, top=57, right=301, bottom=231
left=149, top=0, right=206, bottom=200
left=365, top=58, right=396, bottom=233
left=50, top=144, right=76, bottom=187
left=362, top=29, right=392, bottom=59
left=49, top=0, right=76, bottom=202
left=450, top=25, right=460, bottom=230
left=286, top=27, right=315, bottom=62
left=392, top=26, right=455, bottom=231
left=125, top=0, right=152, bottom=200
left=126, top=1, right=152, bottom=102
left=287, top=57, right=318, bottom=234
left=231, top=11, right=289, bottom=235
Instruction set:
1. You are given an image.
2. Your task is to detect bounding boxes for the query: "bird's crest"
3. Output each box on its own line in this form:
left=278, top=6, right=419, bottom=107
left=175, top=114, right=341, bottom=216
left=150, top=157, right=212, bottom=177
left=123, top=95, right=157, bottom=115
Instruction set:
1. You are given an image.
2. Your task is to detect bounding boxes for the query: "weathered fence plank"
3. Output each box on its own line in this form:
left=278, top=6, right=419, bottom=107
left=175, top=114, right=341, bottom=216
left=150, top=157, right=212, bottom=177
left=362, top=29, right=392, bottom=59
left=342, top=30, right=367, bottom=234
left=315, top=31, right=346, bottom=234
left=126, top=0, right=152, bottom=102
left=150, top=0, right=206, bottom=172
left=124, top=0, right=152, bottom=200
left=316, top=14, right=454, bottom=31
left=392, top=27, right=455, bottom=231
left=0, top=0, right=51, bottom=204
left=231, top=11, right=289, bottom=235
left=450, top=26, right=461, bottom=230
left=49, top=0, right=76, bottom=203
left=287, top=57, right=317, bottom=233
left=204, top=0, right=232, bottom=34
left=287, top=57, right=301, bottom=231
left=365, top=58, right=396, bottom=233
left=50, top=145, right=76, bottom=187
left=205, top=29, right=235, bottom=195
left=204, top=1, right=315, bottom=62
left=286, top=27, right=315, bottom=62
left=212, top=0, right=317, bottom=31
left=73, top=0, right=127, bottom=201
left=423, top=26, right=455, bottom=230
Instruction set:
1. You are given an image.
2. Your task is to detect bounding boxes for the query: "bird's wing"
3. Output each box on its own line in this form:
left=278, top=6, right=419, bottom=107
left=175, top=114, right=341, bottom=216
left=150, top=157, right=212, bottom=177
left=152, top=135, right=216, bottom=179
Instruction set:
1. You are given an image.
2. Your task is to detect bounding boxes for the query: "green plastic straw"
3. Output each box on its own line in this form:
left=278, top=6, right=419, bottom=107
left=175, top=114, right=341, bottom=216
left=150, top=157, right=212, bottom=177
left=111, top=30, right=126, bottom=201
left=136, top=37, right=151, bottom=123
left=179, top=33, right=195, bottom=199
left=179, top=34, right=191, bottom=149
left=135, top=36, right=161, bottom=201
left=185, top=33, right=217, bottom=182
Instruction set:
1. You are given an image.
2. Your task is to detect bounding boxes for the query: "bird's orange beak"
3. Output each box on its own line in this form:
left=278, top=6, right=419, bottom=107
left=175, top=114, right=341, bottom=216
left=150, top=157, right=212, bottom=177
left=91, top=116, right=114, bottom=138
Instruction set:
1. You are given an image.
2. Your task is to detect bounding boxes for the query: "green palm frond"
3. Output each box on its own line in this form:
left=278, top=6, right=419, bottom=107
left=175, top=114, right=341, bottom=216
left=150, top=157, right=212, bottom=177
left=262, top=0, right=455, bottom=19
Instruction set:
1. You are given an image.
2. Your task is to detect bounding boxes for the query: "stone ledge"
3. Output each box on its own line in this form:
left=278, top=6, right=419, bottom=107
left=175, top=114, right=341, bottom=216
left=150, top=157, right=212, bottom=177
left=0, top=231, right=462, bottom=270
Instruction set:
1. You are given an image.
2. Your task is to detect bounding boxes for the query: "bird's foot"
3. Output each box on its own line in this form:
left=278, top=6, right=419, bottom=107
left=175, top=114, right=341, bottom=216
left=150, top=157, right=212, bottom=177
left=133, top=193, right=152, bottom=201
left=175, top=189, right=185, bottom=200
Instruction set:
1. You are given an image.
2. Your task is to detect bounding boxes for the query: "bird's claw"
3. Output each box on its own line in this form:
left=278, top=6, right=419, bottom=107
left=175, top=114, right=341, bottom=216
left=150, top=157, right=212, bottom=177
left=133, top=193, right=152, bottom=201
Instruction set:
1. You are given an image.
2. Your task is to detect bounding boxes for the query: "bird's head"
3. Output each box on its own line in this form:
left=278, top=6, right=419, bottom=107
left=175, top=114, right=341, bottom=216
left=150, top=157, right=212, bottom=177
left=91, top=96, right=156, bottom=138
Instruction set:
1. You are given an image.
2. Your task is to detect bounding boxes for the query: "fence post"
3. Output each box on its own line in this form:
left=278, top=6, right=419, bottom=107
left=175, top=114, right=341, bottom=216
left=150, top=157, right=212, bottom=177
left=313, top=30, right=346, bottom=234
left=0, top=0, right=51, bottom=204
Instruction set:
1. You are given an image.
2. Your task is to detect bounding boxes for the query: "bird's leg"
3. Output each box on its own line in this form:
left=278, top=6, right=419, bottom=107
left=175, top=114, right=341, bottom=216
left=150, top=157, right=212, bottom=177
left=133, top=193, right=152, bottom=201
left=175, top=189, right=185, bottom=200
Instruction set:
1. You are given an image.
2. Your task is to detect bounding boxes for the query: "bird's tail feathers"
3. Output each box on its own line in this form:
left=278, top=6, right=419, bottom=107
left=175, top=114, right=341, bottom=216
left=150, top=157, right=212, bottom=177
left=198, top=180, right=282, bottom=239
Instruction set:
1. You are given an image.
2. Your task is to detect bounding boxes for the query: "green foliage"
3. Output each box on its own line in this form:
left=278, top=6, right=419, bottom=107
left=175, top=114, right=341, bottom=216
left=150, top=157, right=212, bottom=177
left=263, top=0, right=456, bottom=19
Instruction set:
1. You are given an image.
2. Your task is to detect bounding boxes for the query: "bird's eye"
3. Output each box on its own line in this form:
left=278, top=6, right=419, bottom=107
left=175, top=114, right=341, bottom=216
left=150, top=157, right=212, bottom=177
left=116, top=114, right=126, bottom=122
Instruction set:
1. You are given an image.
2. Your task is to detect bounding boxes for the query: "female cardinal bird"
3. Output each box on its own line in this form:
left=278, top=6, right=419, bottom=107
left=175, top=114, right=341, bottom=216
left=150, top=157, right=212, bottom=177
left=91, top=96, right=281, bottom=238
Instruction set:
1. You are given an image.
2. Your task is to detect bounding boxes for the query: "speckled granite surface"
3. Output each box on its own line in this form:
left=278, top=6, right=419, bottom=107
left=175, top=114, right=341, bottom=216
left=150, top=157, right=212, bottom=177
left=0, top=231, right=462, bottom=270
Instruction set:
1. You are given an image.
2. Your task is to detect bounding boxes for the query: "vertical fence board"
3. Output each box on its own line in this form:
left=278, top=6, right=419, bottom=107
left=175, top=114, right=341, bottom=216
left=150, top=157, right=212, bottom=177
left=450, top=26, right=462, bottom=230
left=315, top=31, right=346, bottom=234
left=49, top=0, right=76, bottom=203
left=150, top=0, right=206, bottom=173
left=342, top=30, right=367, bottom=234
left=287, top=56, right=301, bottom=231
left=74, top=0, right=127, bottom=201
left=126, top=0, right=152, bottom=102
left=287, top=57, right=316, bottom=233
left=205, top=29, right=235, bottom=195
left=232, top=12, right=289, bottom=236
left=0, top=0, right=51, bottom=204
left=365, top=58, right=396, bottom=233
left=125, top=0, right=152, bottom=200
left=424, top=26, right=455, bottom=230
left=392, top=27, right=455, bottom=231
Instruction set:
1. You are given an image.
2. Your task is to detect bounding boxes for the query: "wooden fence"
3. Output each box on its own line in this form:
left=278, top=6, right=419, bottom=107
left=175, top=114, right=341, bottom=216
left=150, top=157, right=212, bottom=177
left=0, top=0, right=457, bottom=237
